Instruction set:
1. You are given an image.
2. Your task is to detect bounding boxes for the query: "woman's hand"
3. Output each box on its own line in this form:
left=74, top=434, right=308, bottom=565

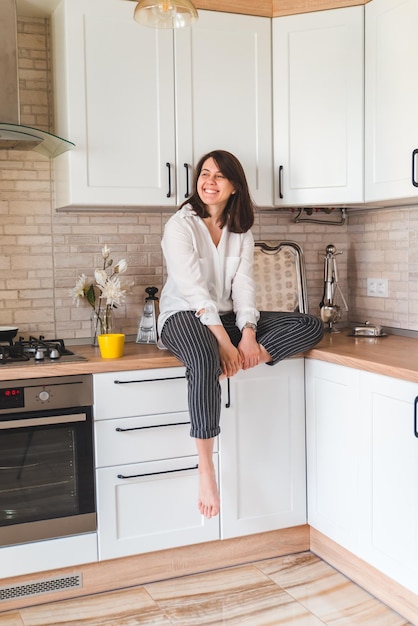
left=238, top=328, right=261, bottom=370
left=208, top=324, right=242, bottom=377
left=218, top=341, right=242, bottom=378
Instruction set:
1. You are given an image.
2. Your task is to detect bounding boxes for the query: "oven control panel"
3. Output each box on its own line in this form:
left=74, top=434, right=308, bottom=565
left=0, top=374, right=92, bottom=414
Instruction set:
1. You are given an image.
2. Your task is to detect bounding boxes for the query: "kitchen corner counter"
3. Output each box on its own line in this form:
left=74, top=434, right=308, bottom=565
left=2, top=331, right=418, bottom=384
left=0, top=343, right=183, bottom=381
left=305, top=331, right=418, bottom=384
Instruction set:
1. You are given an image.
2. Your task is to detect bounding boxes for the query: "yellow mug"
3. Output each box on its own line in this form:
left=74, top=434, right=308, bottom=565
left=98, top=333, right=125, bottom=359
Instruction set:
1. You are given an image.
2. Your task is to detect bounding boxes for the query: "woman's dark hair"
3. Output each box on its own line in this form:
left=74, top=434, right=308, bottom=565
left=180, top=150, right=255, bottom=233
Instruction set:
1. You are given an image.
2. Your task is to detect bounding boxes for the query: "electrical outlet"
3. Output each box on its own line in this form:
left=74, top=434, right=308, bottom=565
left=367, top=278, right=388, bottom=298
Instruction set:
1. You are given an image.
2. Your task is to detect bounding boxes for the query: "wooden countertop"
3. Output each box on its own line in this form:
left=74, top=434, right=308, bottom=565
left=0, top=331, right=417, bottom=384
left=305, top=331, right=418, bottom=384
left=0, top=342, right=182, bottom=382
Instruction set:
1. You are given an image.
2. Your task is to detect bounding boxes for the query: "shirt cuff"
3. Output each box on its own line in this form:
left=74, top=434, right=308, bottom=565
left=195, top=304, right=222, bottom=326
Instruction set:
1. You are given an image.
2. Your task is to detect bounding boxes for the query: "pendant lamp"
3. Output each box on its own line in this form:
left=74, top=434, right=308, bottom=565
left=133, top=0, right=199, bottom=29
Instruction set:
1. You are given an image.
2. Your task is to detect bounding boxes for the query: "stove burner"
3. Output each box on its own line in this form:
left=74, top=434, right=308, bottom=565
left=0, top=343, right=29, bottom=364
left=0, top=336, right=86, bottom=366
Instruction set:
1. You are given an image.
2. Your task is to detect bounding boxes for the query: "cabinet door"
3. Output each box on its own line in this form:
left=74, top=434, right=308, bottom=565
left=365, top=0, right=418, bottom=204
left=272, top=7, right=364, bottom=207
left=360, top=372, right=418, bottom=594
left=96, top=455, right=219, bottom=560
left=305, top=359, right=368, bottom=554
left=175, top=11, right=273, bottom=206
left=51, top=0, right=176, bottom=209
left=220, top=358, right=306, bottom=539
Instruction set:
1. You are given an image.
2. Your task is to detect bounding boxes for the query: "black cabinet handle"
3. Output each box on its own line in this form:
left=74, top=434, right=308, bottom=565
left=225, top=377, right=231, bottom=408
left=414, top=397, right=418, bottom=438
left=166, top=162, right=172, bottom=197
left=278, top=165, right=284, bottom=199
left=412, top=149, right=418, bottom=187
left=116, top=421, right=189, bottom=432
left=117, top=464, right=198, bottom=480
left=114, top=376, right=186, bottom=384
left=184, top=162, right=190, bottom=198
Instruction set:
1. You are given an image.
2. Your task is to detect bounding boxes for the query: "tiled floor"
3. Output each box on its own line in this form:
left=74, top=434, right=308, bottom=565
left=0, top=552, right=414, bottom=625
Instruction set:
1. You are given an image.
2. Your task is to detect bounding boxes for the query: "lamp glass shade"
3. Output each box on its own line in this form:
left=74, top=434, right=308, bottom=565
left=133, top=0, right=198, bottom=29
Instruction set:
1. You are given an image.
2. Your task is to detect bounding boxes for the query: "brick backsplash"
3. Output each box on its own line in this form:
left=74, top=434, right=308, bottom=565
left=0, top=16, right=417, bottom=340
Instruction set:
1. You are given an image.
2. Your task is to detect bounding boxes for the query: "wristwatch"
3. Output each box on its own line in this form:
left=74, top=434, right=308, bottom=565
left=242, top=322, right=257, bottom=332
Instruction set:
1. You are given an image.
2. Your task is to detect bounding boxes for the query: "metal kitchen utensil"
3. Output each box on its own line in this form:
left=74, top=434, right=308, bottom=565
left=136, top=287, right=159, bottom=344
left=319, top=244, right=348, bottom=333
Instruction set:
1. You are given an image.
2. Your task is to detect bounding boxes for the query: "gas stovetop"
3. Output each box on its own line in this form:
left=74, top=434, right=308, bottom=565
left=0, top=336, right=87, bottom=367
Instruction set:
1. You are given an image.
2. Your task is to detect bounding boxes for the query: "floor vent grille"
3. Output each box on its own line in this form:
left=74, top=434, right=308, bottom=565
left=0, top=574, right=82, bottom=602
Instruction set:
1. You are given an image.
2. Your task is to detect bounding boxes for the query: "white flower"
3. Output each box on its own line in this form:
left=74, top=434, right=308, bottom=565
left=69, top=246, right=128, bottom=314
left=69, top=274, right=90, bottom=305
left=99, top=276, right=126, bottom=307
left=94, top=269, right=108, bottom=288
left=114, top=259, right=127, bottom=274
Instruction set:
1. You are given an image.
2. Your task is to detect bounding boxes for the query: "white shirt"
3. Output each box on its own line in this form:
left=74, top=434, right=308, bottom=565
left=158, top=204, right=260, bottom=338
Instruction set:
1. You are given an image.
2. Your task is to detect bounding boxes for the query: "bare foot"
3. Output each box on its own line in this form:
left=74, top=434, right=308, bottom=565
left=198, top=468, right=220, bottom=519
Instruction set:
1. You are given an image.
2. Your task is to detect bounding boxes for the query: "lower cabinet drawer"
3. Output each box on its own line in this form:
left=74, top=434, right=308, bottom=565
left=94, top=412, right=198, bottom=467
left=96, top=455, right=220, bottom=560
left=93, top=367, right=188, bottom=420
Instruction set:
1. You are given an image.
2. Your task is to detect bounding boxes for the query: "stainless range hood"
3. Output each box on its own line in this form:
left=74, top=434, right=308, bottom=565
left=0, top=0, right=74, bottom=158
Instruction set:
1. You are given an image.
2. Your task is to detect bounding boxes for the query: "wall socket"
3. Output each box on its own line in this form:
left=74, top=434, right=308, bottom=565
left=367, top=278, right=389, bottom=298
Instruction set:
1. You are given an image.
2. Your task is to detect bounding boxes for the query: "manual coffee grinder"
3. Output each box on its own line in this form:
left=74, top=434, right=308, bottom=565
left=136, top=287, right=159, bottom=344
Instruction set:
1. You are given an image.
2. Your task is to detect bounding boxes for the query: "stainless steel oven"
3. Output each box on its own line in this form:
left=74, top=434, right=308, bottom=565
left=0, top=374, right=95, bottom=547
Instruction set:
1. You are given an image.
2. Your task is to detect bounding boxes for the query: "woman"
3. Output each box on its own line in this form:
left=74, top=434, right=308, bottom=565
left=158, top=150, right=323, bottom=520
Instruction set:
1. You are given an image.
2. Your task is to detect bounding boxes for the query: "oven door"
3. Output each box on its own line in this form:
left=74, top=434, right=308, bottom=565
left=0, top=406, right=96, bottom=547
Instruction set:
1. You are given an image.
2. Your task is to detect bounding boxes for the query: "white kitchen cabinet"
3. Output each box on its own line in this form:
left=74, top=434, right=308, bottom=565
left=220, top=358, right=306, bottom=538
left=51, top=0, right=272, bottom=209
left=93, top=367, right=219, bottom=560
left=305, top=359, right=368, bottom=553
left=360, top=371, right=418, bottom=594
left=272, top=6, right=364, bottom=207
left=306, top=358, right=418, bottom=595
left=365, top=0, right=418, bottom=205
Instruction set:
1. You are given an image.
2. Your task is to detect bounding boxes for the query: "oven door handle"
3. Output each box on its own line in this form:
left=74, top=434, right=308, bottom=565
left=0, top=413, right=87, bottom=429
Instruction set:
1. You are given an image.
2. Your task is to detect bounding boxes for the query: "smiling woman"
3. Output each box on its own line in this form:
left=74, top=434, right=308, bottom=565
left=157, top=149, right=324, bottom=521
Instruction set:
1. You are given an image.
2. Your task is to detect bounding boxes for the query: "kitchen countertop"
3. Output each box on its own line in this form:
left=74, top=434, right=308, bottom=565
left=0, top=342, right=182, bottom=381
left=306, top=331, right=418, bottom=384
left=1, top=331, right=418, bottom=383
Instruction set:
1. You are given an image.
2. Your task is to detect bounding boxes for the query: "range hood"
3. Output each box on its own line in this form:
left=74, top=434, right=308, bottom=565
left=0, top=0, right=74, bottom=158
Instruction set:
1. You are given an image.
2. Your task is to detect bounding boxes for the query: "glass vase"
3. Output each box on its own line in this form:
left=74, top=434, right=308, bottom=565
left=91, top=307, right=113, bottom=346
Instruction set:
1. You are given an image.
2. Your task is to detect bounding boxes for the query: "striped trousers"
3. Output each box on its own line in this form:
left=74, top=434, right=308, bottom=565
left=160, top=310, right=323, bottom=439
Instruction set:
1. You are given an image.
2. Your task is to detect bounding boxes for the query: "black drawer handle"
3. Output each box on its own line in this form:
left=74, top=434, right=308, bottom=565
left=414, top=396, right=418, bottom=438
left=114, top=376, right=186, bottom=384
left=117, top=464, right=198, bottom=480
left=116, top=421, right=190, bottom=432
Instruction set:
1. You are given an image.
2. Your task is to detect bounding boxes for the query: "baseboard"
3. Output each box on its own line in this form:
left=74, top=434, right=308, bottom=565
left=0, top=525, right=309, bottom=613
left=310, top=527, right=418, bottom=625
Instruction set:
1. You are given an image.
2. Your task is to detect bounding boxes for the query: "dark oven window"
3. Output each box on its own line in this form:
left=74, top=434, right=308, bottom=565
left=0, top=407, right=95, bottom=529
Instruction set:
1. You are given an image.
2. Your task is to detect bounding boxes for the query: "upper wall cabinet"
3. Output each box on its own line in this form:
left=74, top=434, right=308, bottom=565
left=51, top=1, right=272, bottom=209
left=272, top=6, right=364, bottom=207
left=365, top=0, right=418, bottom=206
